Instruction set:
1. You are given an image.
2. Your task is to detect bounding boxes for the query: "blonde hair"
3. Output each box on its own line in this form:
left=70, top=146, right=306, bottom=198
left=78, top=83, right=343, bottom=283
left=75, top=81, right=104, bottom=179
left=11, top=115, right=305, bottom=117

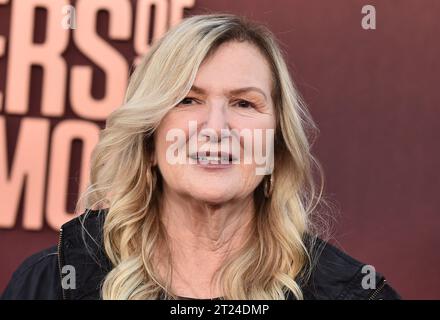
left=75, top=13, right=327, bottom=300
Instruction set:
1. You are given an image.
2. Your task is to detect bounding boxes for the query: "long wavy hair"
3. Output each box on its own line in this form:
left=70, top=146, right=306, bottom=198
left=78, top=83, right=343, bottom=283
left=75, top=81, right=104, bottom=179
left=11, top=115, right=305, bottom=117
left=75, top=13, right=327, bottom=300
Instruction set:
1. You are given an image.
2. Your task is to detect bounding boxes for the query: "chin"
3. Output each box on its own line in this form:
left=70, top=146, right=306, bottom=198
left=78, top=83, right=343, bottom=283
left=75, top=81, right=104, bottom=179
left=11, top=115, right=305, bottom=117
left=189, top=188, right=235, bottom=204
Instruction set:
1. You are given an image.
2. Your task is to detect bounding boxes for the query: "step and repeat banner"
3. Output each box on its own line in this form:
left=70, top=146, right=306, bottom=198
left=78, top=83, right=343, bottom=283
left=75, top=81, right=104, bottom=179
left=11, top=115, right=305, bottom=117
left=0, top=0, right=439, bottom=299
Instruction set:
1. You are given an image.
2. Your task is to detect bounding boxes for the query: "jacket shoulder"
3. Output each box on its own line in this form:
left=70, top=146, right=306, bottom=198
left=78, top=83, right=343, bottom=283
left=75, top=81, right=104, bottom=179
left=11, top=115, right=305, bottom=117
left=2, top=209, right=110, bottom=300
left=301, top=236, right=401, bottom=300
left=58, top=208, right=111, bottom=299
left=1, top=245, right=62, bottom=300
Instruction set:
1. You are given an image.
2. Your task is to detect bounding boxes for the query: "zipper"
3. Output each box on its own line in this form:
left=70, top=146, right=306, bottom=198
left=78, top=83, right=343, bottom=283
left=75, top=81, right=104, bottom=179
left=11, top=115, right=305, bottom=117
left=57, top=227, right=66, bottom=300
left=368, top=278, right=387, bottom=300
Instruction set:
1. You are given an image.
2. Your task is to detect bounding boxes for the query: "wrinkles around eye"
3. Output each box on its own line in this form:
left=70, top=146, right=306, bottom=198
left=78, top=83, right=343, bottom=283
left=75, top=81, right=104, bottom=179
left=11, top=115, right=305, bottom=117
left=178, top=97, right=257, bottom=109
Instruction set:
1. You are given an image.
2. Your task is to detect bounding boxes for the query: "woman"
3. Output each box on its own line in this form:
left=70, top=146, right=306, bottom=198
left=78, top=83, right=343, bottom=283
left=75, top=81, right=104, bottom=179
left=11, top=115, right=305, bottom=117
left=2, top=13, right=400, bottom=300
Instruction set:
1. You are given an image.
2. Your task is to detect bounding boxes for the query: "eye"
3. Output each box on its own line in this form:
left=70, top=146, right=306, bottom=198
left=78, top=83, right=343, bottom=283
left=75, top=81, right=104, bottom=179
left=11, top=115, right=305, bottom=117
left=234, top=99, right=255, bottom=109
left=178, top=97, right=197, bottom=106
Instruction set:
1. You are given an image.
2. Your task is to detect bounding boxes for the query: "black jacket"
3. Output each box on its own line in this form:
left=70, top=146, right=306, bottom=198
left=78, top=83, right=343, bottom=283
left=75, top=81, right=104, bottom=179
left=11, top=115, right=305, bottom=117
left=1, top=209, right=401, bottom=300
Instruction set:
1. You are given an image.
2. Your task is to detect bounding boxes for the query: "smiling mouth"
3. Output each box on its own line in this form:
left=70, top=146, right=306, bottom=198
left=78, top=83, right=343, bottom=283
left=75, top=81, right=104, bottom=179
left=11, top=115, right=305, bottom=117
left=188, top=151, right=238, bottom=164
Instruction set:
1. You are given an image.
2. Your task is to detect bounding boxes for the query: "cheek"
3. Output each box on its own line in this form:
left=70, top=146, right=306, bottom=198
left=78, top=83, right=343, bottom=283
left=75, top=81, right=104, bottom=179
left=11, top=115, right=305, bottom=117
left=236, top=162, right=264, bottom=190
left=154, top=114, right=190, bottom=162
left=230, top=109, right=275, bottom=127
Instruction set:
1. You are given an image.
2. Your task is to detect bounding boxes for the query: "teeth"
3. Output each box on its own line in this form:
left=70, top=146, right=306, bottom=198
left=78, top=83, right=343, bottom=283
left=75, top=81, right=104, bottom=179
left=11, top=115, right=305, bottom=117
left=198, top=156, right=229, bottom=162
left=189, top=154, right=234, bottom=163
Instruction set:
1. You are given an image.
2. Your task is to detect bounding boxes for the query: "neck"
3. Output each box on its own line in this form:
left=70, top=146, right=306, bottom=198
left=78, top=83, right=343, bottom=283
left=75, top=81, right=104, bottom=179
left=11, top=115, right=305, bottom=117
left=156, top=186, right=256, bottom=298
left=160, top=187, right=255, bottom=254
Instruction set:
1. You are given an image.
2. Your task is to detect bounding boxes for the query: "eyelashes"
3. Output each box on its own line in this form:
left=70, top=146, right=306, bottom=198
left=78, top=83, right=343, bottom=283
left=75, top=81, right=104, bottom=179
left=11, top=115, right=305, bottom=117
left=235, top=100, right=256, bottom=109
left=178, top=97, right=258, bottom=109
left=179, top=97, right=197, bottom=106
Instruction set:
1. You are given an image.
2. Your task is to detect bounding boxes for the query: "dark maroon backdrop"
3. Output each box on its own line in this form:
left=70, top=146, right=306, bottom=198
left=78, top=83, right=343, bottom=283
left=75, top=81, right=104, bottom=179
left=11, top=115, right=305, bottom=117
left=1, top=0, right=439, bottom=299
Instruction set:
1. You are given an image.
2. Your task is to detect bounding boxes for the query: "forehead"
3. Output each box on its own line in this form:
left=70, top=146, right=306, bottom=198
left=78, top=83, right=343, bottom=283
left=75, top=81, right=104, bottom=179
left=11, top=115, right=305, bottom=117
left=193, top=41, right=273, bottom=95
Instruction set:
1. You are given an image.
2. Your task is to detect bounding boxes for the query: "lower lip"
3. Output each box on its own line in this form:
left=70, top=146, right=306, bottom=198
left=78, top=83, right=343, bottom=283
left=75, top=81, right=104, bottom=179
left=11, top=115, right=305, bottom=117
left=190, top=158, right=234, bottom=169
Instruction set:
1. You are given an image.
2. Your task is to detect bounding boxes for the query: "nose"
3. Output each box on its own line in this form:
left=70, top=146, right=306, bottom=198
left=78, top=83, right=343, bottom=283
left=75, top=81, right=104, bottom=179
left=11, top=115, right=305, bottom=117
left=200, top=101, right=230, bottom=141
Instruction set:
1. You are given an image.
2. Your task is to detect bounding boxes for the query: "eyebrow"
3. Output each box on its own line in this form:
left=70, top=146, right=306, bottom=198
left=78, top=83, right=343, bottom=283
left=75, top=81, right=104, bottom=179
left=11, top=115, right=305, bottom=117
left=189, top=85, right=267, bottom=102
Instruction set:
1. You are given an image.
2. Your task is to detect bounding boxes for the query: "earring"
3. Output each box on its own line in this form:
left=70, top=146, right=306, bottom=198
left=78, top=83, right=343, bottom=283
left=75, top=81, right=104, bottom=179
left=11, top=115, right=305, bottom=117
left=264, top=174, right=274, bottom=198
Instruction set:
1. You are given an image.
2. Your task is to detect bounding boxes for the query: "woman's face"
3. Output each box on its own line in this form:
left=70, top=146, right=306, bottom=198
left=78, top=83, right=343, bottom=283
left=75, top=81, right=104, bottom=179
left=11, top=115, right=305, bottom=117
left=154, top=41, right=276, bottom=204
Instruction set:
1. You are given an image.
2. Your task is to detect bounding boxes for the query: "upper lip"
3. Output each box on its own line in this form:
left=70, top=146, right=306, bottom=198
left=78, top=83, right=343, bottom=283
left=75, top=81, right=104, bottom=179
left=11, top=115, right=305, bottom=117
left=189, top=151, right=238, bottom=161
